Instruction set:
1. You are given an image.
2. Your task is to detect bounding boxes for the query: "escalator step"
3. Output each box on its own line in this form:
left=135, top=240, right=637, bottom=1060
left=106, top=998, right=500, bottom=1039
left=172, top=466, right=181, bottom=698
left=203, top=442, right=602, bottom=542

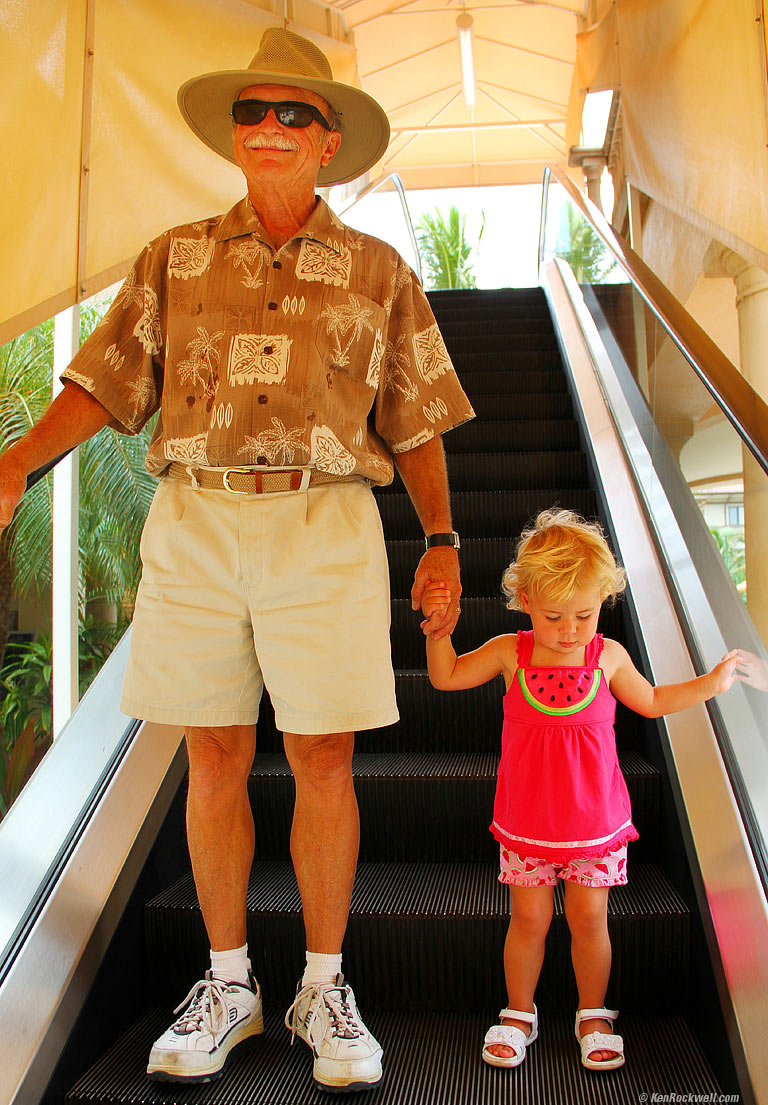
left=425, top=451, right=588, bottom=492
left=373, top=488, right=597, bottom=539
left=391, top=601, right=632, bottom=658
left=66, top=1006, right=722, bottom=1105
left=248, top=750, right=660, bottom=864
left=452, top=366, right=567, bottom=392
left=144, top=861, right=689, bottom=1012
left=468, top=391, right=574, bottom=420
left=444, top=419, right=580, bottom=453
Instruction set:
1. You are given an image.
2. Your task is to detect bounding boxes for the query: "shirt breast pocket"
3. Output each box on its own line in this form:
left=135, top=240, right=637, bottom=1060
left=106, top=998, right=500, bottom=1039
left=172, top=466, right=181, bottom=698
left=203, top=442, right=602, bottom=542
left=314, top=291, right=388, bottom=397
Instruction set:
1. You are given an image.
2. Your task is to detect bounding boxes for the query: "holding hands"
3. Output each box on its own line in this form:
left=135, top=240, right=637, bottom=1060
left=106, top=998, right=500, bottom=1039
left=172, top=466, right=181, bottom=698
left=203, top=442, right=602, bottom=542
left=420, top=580, right=453, bottom=634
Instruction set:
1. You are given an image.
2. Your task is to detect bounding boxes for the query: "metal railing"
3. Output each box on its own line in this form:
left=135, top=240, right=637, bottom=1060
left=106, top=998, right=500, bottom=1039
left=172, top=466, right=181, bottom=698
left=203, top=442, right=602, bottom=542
left=539, top=166, right=768, bottom=475
left=334, top=171, right=423, bottom=284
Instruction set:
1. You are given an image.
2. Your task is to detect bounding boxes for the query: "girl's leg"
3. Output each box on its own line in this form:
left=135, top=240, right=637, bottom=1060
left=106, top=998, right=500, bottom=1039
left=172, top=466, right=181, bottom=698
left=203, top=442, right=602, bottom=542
left=563, top=882, right=618, bottom=1063
left=487, top=884, right=554, bottom=1060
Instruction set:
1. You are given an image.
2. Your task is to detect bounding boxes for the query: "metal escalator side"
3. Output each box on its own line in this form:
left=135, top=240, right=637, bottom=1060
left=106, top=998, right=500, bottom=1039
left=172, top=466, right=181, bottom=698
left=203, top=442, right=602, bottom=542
left=539, top=178, right=768, bottom=1103
left=0, top=632, right=185, bottom=1105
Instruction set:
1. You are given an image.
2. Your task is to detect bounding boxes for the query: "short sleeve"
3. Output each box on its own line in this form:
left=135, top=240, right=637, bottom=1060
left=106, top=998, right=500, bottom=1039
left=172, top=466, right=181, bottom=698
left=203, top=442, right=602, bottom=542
left=61, top=235, right=169, bottom=435
left=374, top=260, right=474, bottom=452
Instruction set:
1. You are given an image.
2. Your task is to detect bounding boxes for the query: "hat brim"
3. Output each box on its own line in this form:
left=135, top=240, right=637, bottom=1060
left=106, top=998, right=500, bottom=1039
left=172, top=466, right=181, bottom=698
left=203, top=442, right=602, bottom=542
left=178, top=70, right=390, bottom=186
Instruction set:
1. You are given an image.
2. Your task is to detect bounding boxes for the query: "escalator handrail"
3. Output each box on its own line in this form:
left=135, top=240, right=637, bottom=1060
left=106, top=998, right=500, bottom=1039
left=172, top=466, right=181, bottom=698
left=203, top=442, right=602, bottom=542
left=539, top=166, right=768, bottom=476
left=333, top=171, right=423, bottom=285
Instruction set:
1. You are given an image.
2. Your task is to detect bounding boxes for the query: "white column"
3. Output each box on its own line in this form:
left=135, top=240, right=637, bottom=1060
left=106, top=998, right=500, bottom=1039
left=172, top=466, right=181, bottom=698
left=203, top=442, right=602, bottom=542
left=52, top=306, right=81, bottom=738
left=581, top=156, right=606, bottom=214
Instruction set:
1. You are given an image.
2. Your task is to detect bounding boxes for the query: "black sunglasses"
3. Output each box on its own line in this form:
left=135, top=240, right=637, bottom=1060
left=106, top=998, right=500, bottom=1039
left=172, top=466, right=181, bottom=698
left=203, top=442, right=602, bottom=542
left=231, top=99, right=333, bottom=131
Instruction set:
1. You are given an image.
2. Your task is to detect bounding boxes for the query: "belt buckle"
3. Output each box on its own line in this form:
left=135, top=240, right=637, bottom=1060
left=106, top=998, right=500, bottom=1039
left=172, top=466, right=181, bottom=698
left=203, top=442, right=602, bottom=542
left=222, top=467, right=257, bottom=496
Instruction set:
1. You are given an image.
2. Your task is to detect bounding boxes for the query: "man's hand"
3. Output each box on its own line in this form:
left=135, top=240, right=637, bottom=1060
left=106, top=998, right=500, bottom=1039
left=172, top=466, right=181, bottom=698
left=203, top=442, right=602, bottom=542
left=411, top=546, right=461, bottom=639
left=0, top=454, right=29, bottom=534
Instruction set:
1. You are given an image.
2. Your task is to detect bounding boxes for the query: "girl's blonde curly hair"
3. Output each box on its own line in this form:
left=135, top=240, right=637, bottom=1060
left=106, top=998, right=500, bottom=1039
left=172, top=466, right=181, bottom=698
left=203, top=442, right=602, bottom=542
left=501, top=508, right=626, bottom=611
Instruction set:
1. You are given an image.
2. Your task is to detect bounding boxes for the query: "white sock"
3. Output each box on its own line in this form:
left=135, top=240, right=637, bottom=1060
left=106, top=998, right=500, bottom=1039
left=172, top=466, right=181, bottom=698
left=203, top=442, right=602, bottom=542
left=210, top=944, right=251, bottom=986
left=302, top=950, right=342, bottom=987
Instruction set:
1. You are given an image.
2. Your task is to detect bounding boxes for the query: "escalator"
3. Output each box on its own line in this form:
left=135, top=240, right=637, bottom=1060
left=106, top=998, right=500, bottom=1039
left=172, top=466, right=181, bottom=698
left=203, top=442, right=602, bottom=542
left=46, top=285, right=741, bottom=1104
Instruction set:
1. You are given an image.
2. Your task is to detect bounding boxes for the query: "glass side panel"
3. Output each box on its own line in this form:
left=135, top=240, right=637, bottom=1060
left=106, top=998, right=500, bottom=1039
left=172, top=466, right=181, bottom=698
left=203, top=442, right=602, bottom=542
left=541, top=176, right=768, bottom=867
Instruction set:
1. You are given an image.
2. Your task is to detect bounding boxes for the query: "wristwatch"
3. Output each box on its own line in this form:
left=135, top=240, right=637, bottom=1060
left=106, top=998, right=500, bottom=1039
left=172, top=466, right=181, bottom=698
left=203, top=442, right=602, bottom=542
left=424, top=531, right=461, bottom=551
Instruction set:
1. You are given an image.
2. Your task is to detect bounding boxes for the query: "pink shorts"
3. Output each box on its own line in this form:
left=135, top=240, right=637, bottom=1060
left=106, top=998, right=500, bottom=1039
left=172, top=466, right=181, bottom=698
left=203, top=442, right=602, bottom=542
left=499, top=844, right=628, bottom=888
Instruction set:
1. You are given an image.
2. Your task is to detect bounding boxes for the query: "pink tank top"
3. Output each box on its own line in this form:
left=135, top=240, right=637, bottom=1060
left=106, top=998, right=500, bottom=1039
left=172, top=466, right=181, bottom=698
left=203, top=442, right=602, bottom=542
left=491, top=630, right=637, bottom=863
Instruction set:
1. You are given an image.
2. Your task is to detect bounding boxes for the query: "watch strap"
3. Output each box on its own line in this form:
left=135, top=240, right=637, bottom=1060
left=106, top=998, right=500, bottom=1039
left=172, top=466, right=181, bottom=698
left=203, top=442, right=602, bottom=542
left=425, top=531, right=461, bottom=550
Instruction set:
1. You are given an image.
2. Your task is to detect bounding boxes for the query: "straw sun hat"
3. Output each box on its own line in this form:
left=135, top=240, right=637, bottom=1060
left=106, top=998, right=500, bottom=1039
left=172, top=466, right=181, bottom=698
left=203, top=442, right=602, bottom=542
left=178, top=27, right=390, bottom=186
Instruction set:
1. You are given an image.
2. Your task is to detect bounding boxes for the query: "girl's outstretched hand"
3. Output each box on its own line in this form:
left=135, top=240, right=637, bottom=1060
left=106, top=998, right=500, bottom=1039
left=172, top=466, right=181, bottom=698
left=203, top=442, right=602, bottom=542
left=710, top=649, right=744, bottom=695
left=420, top=580, right=452, bottom=634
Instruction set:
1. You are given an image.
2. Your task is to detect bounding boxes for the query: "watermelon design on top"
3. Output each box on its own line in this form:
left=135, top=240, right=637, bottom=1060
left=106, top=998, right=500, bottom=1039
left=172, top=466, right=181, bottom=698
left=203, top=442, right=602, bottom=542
left=518, top=667, right=601, bottom=715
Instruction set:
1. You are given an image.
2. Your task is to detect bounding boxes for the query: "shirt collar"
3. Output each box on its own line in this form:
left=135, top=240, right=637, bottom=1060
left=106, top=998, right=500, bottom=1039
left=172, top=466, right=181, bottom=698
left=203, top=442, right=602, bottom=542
left=214, top=195, right=347, bottom=256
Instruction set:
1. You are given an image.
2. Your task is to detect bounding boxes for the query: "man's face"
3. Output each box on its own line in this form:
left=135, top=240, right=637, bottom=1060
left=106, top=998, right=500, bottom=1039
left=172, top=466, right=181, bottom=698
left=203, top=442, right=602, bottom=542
left=232, top=83, right=341, bottom=192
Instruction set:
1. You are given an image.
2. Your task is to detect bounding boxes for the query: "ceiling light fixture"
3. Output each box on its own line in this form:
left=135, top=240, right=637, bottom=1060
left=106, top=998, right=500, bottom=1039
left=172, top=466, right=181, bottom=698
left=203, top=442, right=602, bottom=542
left=456, top=12, right=476, bottom=108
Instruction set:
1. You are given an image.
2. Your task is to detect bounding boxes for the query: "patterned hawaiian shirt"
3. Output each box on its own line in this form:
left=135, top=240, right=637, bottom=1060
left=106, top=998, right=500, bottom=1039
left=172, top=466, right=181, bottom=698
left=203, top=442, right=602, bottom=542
left=62, top=196, right=475, bottom=484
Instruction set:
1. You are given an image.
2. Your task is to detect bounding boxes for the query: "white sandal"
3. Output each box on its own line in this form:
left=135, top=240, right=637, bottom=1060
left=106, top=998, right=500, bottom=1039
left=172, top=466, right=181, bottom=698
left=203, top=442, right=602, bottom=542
left=482, top=1005, right=538, bottom=1068
left=574, top=1007, right=625, bottom=1071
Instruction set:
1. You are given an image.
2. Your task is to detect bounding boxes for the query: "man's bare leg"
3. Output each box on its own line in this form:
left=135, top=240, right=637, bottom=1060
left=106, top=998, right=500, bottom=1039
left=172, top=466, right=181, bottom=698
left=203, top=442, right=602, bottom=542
left=282, top=731, right=382, bottom=1092
left=146, top=723, right=261, bottom=1083
left=185, top=723, right=258, bottom=949
left=283, top=731, right=358, bottom=952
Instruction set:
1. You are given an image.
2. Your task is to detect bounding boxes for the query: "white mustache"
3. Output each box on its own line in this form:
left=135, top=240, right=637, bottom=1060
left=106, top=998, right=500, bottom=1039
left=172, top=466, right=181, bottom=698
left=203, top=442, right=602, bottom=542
left=244, top=134, right=299, bottom=152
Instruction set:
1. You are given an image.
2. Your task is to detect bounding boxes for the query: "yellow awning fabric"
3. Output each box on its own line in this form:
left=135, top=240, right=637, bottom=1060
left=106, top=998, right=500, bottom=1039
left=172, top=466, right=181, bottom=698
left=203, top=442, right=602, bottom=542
left=0, top=0, right=358, bottom=345
left=571, top=0, right=768, bottom=272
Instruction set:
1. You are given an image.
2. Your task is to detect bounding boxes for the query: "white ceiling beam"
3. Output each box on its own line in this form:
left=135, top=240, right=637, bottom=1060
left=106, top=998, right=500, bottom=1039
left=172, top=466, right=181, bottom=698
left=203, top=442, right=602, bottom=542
left=479, top=78, right=567, bottom=111
left=361, top=37, right=454, bottom=77
left=474, top=33, right=573, bottom=65
left=390, top=119, right=568, bottom=134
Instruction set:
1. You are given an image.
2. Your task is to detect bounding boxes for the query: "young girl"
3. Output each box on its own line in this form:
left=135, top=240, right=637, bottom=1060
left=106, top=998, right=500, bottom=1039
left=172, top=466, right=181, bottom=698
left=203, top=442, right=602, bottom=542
left=421, top=509, right=741, bottom=1073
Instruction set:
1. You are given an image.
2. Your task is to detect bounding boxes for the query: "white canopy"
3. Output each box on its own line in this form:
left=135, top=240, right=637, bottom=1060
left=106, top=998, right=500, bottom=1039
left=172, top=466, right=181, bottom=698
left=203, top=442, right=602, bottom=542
left=2, top=0, right=767, bottom=344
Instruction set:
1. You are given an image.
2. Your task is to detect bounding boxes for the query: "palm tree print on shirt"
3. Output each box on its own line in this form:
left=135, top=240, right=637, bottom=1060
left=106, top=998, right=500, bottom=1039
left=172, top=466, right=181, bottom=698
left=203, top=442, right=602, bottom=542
left=318, top=295, right=376, bottom=370
left=238, top=419, right=310, bottom=465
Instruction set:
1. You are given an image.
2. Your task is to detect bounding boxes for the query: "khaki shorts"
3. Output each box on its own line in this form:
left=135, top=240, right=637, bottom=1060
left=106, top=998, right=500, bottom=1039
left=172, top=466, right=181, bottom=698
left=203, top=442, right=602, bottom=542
left=121, top=477, right=399, bottom=734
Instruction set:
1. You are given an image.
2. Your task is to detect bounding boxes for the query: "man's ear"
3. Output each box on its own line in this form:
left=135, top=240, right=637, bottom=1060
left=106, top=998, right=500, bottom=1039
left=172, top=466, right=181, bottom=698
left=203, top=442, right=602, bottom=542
left=321, top=130, right=342, bottom=166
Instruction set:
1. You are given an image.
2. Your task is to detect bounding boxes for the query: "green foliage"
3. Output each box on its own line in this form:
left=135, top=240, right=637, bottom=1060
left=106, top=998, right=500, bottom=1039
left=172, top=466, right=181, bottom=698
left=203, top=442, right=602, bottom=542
left=559, top=204, right=618, bottom=284
left=0, top=634, right=53, bottom=747
left=417, top=206, right=485, bottom=290
left=0, top=719, right=37, bottom=818
left=711, top=526, right=746, bottom=597
left=0, top=616, right=126, bottom=818
left=0, top=293, right=156, bottom=814
left=2, top=297, right=156, bottom=610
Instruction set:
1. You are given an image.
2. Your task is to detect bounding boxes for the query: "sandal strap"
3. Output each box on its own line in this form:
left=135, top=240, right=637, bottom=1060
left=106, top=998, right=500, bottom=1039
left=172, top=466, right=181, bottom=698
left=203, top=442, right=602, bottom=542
left=579, top=1030, right=624, bottom=1054
left=499, top=1006, right=537, bottom=1025
left=575, top=1007, right=618, bottom=1025
left=484, top=1024, right=528, bottom=1052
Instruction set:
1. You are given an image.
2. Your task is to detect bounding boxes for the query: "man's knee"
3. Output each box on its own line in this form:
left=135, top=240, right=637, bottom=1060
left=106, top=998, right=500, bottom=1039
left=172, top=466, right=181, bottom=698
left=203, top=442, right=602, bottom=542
left=284, top=731, right=354, bottom=789
left=186, top=724, right=256, bottom=795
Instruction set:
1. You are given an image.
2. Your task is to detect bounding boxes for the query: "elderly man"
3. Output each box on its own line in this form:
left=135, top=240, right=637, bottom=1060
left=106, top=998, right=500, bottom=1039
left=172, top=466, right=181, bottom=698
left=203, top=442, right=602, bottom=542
left=0, top=28, right=473, bottom=1093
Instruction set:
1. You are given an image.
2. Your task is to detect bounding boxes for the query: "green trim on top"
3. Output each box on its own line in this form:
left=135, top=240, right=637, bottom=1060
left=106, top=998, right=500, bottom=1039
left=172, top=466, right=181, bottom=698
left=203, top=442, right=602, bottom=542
left=518, top=668, right=601, bottom=715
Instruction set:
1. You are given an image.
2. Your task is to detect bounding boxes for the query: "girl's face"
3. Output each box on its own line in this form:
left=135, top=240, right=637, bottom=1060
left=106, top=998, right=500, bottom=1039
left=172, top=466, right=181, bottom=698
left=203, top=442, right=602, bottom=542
left=520, top=585, right=602, bottom=659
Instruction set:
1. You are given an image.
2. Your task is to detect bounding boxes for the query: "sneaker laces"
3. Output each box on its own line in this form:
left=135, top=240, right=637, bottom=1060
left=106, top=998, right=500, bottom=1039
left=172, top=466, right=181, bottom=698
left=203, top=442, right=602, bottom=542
left=171, top=974, right=233, bottom=1044
left=285, top=977, right=365, bottom=1047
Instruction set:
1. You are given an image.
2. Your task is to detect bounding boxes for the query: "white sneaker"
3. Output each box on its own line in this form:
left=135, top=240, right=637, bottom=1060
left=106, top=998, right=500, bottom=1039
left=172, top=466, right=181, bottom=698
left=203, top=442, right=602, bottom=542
left=147, top=971, right=263, bottom=1082
left=285, top=974, right=383, bottom=1092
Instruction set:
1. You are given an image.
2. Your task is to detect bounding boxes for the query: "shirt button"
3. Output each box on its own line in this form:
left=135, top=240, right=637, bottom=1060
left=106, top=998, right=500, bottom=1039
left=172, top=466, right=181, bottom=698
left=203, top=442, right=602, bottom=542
left=256, top=455, right=268, bottom=465
left=258, top=394, right=268, bottom=404
left=263, top=345, right=273, bottom=354
left=267, top=301, right=278, bottom=310
left=272, top=260, right=282, bottom=269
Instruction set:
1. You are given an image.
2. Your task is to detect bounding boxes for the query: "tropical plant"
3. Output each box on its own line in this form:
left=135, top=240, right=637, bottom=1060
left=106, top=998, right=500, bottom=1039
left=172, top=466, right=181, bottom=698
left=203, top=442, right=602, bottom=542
left=0, top=296, right=157, bottom=814
left=559, top=204, right=618, bottom=284
left=711, top=526, right=746, bottom=596
left=417, top=205, right=485, bottom=290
